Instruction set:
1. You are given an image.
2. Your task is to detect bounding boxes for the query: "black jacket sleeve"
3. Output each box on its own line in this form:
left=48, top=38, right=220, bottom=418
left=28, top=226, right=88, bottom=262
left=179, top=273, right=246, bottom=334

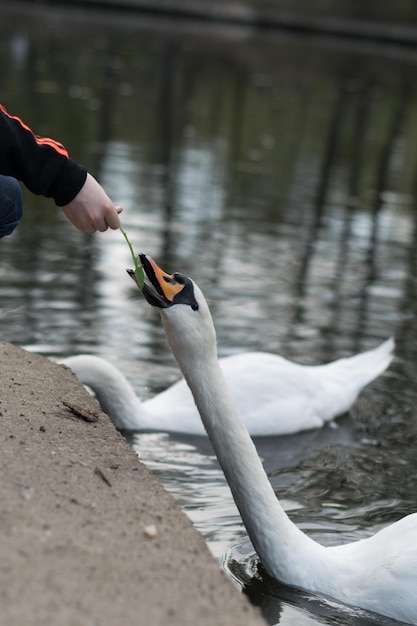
left=0, top=104, right=87, bottom=206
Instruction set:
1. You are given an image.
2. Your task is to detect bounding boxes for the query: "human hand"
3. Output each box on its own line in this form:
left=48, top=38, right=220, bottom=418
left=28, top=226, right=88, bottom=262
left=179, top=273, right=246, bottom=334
left=60, top=173, right=123, bottom=233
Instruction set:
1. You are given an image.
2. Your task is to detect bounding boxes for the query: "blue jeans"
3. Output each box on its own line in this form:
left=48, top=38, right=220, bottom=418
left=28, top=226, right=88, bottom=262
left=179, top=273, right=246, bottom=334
left=0, top=175, right=23, bottom=238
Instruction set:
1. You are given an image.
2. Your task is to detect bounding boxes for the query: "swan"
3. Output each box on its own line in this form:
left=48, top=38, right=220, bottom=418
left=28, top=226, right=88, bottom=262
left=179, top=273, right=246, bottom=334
left=128, top=253, right=417, bottom=625
left=60, top=335, right=394, bottom=436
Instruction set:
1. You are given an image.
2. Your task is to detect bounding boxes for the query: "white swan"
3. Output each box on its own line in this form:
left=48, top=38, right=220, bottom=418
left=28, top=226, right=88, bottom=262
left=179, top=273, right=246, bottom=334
left=130, top=253, right=417, bottom=625
left=60, top=334, right=393, bottom=436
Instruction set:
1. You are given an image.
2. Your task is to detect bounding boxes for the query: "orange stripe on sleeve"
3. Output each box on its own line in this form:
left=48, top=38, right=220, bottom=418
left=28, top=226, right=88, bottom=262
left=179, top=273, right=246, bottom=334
left=35, top=136, right=68, bottom=157
left=0, top=104, right=69, bottom=158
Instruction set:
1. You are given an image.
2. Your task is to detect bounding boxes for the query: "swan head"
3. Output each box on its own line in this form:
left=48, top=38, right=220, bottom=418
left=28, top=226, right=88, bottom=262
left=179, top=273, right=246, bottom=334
left=127, top=254, right=217, bottom=362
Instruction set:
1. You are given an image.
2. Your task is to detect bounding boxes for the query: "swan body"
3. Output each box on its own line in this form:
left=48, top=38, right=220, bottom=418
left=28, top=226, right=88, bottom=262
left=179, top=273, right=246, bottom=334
left=131, top=253, right=417, bottom=625
left=61, top=338, right=393, bottom=436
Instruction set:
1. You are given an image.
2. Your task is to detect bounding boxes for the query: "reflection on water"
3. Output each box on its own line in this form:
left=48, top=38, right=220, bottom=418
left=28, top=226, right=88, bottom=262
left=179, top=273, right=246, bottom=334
left=2, top=5, right=417, bottom=625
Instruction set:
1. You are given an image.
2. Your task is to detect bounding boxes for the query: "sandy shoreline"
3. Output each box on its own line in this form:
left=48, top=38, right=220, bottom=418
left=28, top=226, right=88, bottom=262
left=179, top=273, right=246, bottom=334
left=0, top=341, right=265, bottom=626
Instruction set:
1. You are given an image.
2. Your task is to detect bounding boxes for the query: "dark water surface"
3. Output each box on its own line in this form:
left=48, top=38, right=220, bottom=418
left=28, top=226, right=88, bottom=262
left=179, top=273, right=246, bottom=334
left=1, top=5, right=417, bottom=625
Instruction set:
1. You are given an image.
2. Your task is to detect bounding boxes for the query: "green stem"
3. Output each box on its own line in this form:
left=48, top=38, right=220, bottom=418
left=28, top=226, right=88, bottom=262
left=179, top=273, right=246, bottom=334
left=119, top=225, right=145, bottom=290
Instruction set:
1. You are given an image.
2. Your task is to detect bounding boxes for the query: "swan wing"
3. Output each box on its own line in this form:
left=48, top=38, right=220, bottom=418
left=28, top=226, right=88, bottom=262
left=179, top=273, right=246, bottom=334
left=219, top=353, right=330, bottom=435
left=145, top=352, right=322, bottom=435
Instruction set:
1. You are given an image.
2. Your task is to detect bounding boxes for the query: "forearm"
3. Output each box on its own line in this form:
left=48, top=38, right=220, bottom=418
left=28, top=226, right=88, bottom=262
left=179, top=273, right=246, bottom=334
left=0, top=104, right=87, bottom=205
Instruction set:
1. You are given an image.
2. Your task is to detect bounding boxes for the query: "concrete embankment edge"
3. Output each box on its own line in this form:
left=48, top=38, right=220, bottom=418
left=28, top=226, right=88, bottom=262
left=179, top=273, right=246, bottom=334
left=0, top=342, right=265, bottom=626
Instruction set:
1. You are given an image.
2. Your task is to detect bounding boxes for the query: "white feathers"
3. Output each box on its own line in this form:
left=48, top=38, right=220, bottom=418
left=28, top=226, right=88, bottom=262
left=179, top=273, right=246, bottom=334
left=60, top=338, right=393, bottom=436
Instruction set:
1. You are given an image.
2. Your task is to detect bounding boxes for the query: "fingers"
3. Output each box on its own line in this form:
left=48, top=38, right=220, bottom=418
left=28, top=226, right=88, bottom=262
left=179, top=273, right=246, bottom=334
left=79, top=211, right=121, bottom=233
left=77, top=204, right=122, bottom=233
left=87, top=208, right=122, bottom=232
left=104, top=207, right=122, bottom=230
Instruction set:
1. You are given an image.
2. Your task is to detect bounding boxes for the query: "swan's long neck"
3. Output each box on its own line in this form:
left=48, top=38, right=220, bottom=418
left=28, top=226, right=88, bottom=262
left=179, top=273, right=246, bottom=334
left=91, top=370, right=143, bottom=431
left=63, top=357, right=148, bottom=432
left=163, top=322, right=325, bottom=585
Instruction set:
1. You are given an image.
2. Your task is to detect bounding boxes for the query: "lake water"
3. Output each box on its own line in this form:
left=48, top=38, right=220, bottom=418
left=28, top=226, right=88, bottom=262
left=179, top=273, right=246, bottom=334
left=1, top=5, right=417, bottom=625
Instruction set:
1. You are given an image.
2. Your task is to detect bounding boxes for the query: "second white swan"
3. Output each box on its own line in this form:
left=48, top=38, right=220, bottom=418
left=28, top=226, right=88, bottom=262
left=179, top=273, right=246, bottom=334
left=61, top=335, right=393, bottom=436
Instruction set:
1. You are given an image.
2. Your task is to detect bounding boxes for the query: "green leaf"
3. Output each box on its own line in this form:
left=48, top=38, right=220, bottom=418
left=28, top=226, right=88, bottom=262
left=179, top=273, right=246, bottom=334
left=119, top=225, right=145, bottom=291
